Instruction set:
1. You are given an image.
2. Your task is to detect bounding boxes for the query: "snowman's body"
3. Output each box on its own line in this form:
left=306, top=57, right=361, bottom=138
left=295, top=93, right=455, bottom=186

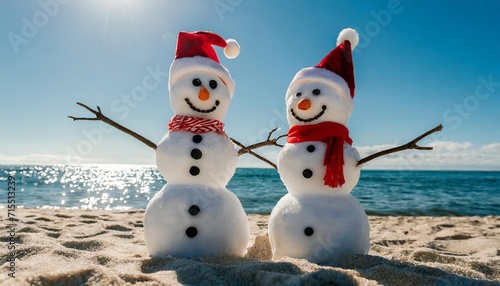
left=269, top=142, right=369, bottom=264
left=269, top=28, right=369, bottom=265
left=144, top=33, right=249, bottom=258
left=145, top=131, right=249, bottom=258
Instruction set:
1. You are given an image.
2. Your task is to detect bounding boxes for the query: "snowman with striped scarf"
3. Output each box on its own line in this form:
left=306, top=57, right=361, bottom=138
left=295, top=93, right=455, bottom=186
left=269, top=28, right=370, bottom=265
left=144, top=31, right=250, bottom=258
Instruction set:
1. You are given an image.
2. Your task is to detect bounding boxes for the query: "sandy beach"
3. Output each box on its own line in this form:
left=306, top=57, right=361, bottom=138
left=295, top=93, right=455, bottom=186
left=1, top=208, right=499, bottom=285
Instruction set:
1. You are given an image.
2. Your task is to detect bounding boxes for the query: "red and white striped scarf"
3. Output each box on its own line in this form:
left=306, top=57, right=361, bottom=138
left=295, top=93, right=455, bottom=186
left=168, top=115, right=225, bottom=134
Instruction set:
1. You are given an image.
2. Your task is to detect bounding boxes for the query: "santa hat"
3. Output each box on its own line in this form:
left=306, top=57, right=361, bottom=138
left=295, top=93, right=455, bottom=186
left=287, top=28, right=359, bottom=111
left=169, top=31, right=240, bottom=96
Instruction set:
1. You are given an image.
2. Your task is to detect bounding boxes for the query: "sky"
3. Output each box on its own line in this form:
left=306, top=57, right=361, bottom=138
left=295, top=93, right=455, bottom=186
left=1, top=0, right=499, bottom=170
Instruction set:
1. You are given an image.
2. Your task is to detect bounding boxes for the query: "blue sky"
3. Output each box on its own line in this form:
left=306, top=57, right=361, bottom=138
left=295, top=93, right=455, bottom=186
left=1, top=0, right=499, bottom=170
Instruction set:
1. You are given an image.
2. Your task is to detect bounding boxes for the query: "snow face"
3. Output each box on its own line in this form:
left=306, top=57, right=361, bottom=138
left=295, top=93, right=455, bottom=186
left=144, top=183, right=250, bottom=258
left=268, top=193, right=370, bottom=265
left=286, top=80, right=352, bottom=126
left=156, top=131, right=237, bottom=187
left=278, top=143, right=361, bottom=196
left=169, top=71, right=232, bottom=122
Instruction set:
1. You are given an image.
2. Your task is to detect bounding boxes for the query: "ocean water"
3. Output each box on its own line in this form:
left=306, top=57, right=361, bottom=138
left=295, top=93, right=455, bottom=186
left=1, top=165, right=499, bottom=216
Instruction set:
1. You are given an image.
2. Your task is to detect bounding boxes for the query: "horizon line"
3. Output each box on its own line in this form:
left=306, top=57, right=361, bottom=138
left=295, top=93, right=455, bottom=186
left=1, top=163, right=499, bottom=172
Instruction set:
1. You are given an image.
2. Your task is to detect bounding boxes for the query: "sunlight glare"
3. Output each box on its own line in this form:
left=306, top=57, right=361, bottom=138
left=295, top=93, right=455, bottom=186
left=100, top=0, right=142, bottom=12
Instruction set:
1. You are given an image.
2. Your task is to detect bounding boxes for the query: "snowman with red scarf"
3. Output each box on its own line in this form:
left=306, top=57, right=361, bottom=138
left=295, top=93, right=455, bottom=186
left=144, top=31, right=250, bottom=258
left=268, top=28, right=370, bottom=265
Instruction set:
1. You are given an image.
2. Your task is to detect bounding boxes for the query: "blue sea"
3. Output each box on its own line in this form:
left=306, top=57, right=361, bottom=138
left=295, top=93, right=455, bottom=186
left=1, top=165, right=499, bottom=216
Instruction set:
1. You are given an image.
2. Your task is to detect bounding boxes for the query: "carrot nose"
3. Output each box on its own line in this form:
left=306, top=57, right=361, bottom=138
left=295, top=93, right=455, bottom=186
left=297, top=99, right=311, bottom=110
left=198, top=86, right=210, bottom=101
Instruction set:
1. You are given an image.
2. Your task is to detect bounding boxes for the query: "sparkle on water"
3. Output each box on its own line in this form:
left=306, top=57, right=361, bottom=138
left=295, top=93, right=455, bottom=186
left=4, top=165, right=164, bottom=210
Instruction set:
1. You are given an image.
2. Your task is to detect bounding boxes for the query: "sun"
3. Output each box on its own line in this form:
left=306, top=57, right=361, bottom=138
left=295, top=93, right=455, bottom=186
left=92, top=0, right=144, bottom=16
left=103, top=0, right=140, bottom=9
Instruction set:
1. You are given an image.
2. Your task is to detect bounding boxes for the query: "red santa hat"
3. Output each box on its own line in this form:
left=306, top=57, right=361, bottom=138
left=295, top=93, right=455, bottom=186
left=169, top=31, right=240, bottom=96
left=287, top=28, right=359, bottom=112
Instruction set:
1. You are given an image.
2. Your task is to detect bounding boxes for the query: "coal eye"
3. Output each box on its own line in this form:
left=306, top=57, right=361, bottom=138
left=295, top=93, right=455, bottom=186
left=209, top=80, right=217, bottom=89
left=296, top=92, right=302, bottom=97
left=312, top=89, right=321, bottom=96
left=192, top=78, right=202, bottom=86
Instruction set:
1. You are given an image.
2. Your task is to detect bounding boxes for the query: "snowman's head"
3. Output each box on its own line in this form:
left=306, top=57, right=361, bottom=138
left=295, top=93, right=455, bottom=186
left=169, top=56, right=235, bottom=122
left=168, top=31, right=240, bottom=122
left=285, top=67, right=353, bottom=126
left=285, top=28, right=359, bottom=127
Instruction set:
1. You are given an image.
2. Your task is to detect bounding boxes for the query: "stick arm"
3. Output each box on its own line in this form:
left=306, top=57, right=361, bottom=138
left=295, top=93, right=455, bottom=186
left=357, top=124, right=443, bottom=166
left=68, top=102, right=157, bottom=150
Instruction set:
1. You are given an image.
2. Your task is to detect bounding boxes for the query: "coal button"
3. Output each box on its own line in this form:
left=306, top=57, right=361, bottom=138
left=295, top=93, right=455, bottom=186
left=302, top=169, right=313, bottom=178
left=188, top=205, right=200, bottom=215
left=191, top=148, right=202, bottom=160
left=304, top=227, right=314, bottom=236
left=307, top=145, right=315, bottom=152
left=189, top=166, right=200, bottom=176
left=192, top=135, right=202, bottom=143
left=186, top=227, right=198, bottom=238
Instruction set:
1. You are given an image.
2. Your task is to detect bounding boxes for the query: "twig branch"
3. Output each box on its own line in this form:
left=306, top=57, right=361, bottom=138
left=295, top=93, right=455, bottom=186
left=357, top=124, right=443, bottom=166
left=68, top=102, right=157, bottom=150
left=231, top=138, right=277, bottom=169
left=231, top=127, right=286, bottom=169
left=237, top=128, right=287, bottom=156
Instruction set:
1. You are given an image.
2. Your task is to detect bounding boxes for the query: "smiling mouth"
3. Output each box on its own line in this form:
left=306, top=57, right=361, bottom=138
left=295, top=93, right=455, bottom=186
left=290, top=105, right=327, bottom=123
left=185, top=98, right=220, bottom=113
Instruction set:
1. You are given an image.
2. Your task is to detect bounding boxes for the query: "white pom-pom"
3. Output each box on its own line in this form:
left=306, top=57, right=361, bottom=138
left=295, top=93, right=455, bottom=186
left=224, top=39, right=240, bottom=59
left=336, top=28, right=359, bottom=50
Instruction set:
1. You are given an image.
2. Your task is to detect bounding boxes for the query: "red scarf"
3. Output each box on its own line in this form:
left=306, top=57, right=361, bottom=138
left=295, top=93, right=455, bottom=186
left=287, top=122, right=352, bottom=188
left=168, top=115, right=225, bottom=134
